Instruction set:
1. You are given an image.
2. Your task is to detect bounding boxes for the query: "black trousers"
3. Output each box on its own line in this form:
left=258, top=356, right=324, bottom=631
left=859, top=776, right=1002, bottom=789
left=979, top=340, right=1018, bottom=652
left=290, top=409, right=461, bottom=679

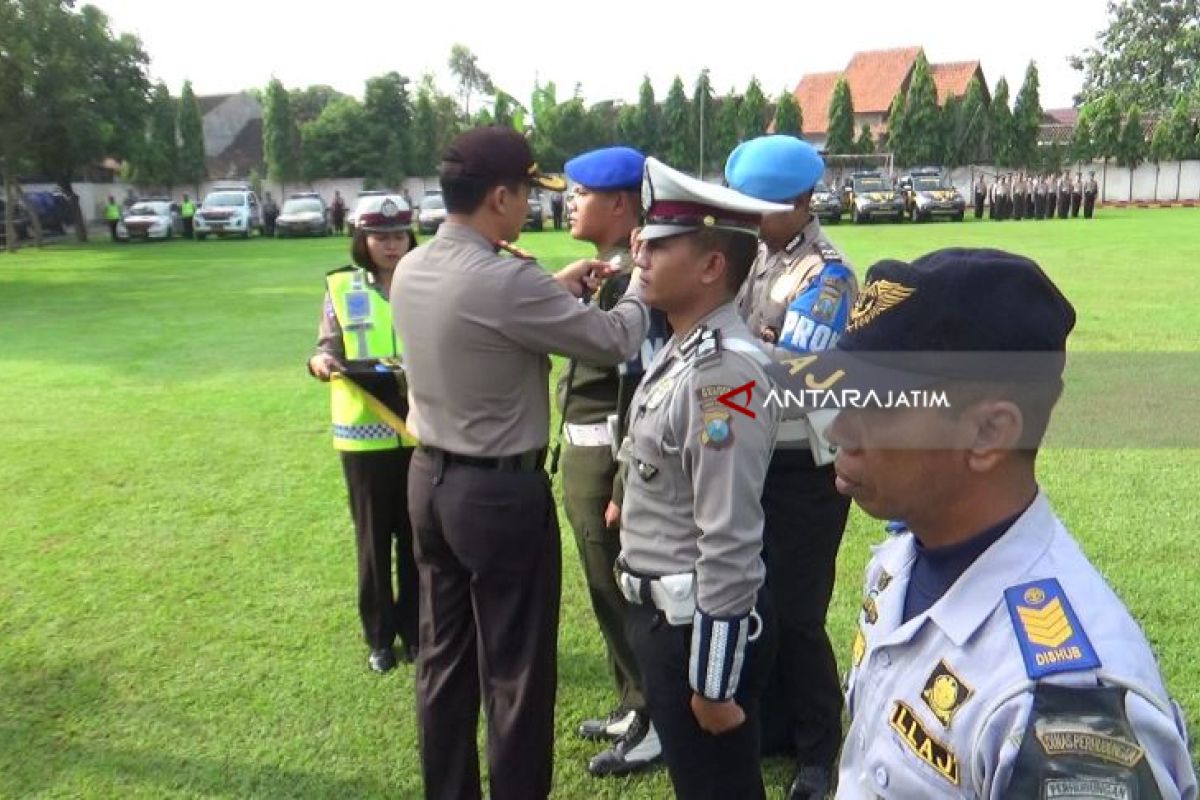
left=973, top=193, right=985, bottom=218
left=1084, top=192, right=1097, bottom=218
left=758, top=449, right=850, bottom=768
left=409, top=449, right=561, bottom=800
left=627, top=594, right=776, bottom=800
left=1058, top=194, right=1070, bottom=218
left=1013, top=194, right=1024, bottom=220
left=1071, top=192, right=1082, bottom=217
left=183, top=217, right=194, bottom=238
left=108, top=220, right=118, bottom=241
left=340, top=448, right=418, bottom=651
left=1034, top=194, right=1045, bottom=219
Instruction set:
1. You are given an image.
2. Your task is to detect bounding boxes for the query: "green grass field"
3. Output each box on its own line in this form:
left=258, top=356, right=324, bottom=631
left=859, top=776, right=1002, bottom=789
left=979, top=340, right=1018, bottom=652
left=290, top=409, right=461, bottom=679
left=2, top=209, right=1198, bottom=798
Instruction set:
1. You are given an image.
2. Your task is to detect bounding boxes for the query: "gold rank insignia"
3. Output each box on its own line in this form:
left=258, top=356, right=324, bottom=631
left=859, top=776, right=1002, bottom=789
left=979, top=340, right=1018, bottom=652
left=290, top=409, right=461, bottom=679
left=697, top=385, right=734, bottom=449
left=920, top=660, right=973, bottom=728
left=851, top=627, right=866, bottom=666
left=846, top=279, right=915, bottom=333
left=876, top=570, right=893, bottom=592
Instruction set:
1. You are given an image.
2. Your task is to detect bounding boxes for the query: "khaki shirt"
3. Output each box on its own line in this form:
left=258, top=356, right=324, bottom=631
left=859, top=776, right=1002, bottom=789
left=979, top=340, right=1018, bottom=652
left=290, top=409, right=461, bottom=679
left=737, top=216, right=854, bottom=342
left=618, top=303, right=780, bottom=616
left=391, top=222, right=649, bottom=455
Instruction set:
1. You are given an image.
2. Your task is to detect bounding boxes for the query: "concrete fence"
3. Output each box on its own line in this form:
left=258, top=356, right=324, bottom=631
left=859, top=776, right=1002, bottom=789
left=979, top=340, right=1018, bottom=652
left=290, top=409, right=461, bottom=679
left=24, top=161, right=1200, bottom=225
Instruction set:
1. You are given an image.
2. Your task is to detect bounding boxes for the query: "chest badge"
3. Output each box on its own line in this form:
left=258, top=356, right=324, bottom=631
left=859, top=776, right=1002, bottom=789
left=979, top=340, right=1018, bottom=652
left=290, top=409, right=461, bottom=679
left=861, top=595, right=879, bottom=625
left=920, top=659, right=974, bottom=729
left=645, top=375, right=676, bottom=410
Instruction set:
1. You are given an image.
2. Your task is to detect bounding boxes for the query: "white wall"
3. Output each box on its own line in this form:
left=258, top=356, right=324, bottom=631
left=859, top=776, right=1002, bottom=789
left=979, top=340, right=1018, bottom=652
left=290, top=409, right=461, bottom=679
left=29, top=161, right=1200, bottom=224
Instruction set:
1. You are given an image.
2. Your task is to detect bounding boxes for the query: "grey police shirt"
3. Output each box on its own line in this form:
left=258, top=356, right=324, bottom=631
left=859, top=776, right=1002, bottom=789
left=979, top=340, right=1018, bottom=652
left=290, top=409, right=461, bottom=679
left=737, top=216, right=855, bottom=348
left=618, top=302, right=780, bottom=617
left=391, top=221, right=648, bottom=456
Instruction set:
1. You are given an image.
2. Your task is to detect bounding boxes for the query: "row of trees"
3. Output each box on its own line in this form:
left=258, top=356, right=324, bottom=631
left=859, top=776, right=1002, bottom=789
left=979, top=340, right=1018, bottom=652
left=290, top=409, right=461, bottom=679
left=259, top=49, right=820, bottom=186
left=1, top=0, right=152, bottom=246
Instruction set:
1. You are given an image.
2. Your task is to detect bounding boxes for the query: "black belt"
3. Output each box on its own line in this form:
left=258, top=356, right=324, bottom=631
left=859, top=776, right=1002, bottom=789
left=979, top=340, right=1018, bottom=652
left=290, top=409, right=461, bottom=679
left=420, top=445, right=546, bottom=473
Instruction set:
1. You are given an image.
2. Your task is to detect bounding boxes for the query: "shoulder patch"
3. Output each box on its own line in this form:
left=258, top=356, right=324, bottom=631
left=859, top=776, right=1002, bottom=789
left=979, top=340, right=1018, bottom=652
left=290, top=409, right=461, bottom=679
left=1004, top=578, right=1101, bottom=680
left=696, top=384, right=734, bottom=449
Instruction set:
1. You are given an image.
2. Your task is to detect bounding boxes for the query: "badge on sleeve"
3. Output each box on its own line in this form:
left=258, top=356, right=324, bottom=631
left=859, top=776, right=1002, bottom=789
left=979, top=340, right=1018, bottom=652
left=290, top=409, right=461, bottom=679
left=697, top=385, right=734, bottom=449
left=1004, top=578, right=1101, bottom=679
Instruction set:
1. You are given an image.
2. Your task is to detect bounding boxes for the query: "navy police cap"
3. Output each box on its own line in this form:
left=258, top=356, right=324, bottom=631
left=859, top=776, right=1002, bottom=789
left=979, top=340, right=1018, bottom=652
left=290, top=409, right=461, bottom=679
left=725, top=135, right=825, bottom=202
left=565, top=146, right=646, bottom=191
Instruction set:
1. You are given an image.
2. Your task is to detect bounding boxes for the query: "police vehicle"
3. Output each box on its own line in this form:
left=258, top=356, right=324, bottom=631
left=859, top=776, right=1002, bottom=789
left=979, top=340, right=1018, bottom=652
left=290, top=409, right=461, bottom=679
left=810, top=181, right=842, bottom=224
left=899, top=167, right=966, bottom=223
left=194, top=183, right=263, bottom=239
left=115, top=198, right=182, bottom=241
left=848, top=171, right=904, bottom=224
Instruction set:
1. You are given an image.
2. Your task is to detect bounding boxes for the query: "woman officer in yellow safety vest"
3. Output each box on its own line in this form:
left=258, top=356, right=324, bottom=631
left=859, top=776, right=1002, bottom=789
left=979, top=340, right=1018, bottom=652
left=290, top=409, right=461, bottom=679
left=308, top=195, right=419, bottom=674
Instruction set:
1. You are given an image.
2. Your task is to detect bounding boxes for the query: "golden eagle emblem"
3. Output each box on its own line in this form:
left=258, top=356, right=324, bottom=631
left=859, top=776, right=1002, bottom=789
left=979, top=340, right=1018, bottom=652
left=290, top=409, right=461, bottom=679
left=847, top=279, right=915, bottom=333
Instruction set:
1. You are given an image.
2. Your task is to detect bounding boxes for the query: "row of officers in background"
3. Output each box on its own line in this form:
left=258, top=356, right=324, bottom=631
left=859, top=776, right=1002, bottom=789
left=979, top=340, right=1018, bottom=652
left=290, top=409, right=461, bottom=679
left=974, top=170, right=1100, bottom=220
left=310, top=128, right=1196, bottom=800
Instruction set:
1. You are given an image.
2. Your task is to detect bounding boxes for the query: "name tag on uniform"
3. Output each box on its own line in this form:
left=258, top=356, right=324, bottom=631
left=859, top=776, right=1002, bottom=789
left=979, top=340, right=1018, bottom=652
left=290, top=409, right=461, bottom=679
left=346, top=290, right=372, bottom=321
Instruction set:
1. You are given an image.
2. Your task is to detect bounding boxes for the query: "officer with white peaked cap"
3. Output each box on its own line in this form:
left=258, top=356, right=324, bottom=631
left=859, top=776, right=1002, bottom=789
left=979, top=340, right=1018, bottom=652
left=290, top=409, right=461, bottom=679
left=614, top=157, right=788, bottom=799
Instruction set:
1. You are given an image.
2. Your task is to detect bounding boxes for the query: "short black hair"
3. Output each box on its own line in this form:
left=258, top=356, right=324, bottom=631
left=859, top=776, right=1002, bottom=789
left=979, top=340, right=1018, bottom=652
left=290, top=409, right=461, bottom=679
left=440, top=170, right=523, bottom=215
left=689, top=228, right=760, bottom=294
left=351, top=227, right=419, bottom=272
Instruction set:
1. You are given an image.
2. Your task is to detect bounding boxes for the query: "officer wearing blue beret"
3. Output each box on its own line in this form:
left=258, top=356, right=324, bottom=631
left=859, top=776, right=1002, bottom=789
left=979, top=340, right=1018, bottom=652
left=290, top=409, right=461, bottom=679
left=556, top=146, right=669, bottom=776
left=725, top=135, right=858, bottom=800
left=769, top=248, right=1197, bottom=799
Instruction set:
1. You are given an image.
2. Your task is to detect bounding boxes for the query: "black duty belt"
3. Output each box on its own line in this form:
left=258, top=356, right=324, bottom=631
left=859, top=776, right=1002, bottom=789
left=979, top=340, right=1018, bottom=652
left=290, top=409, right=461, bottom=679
left=420, top=445, right=546, bottom=473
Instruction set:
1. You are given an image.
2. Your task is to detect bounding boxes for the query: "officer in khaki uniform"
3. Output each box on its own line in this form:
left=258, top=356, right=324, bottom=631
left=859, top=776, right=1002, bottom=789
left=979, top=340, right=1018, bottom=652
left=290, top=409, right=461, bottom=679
left=392, top=127, right=650, bottom=800
left=615, top=157, right=787, bottom=800
left=770, top=248, right=1197, bottom=799
left=555, top=146, right=669, bottom=775
left=1084, top=171, right=1100, bottom=218
left=725, top=135, right=859, bottom=800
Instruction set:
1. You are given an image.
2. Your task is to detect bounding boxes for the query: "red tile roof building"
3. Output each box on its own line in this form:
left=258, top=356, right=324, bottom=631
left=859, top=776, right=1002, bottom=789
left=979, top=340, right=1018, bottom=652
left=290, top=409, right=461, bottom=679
left=791, top=47, right=988, bottom=146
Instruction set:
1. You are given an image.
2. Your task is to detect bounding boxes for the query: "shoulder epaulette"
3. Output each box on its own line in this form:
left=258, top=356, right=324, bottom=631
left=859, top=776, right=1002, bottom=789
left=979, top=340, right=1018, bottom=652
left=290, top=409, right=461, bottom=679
left=1003, top=578, right=1101, bottom=680
left=817, top=241, right=843, bottom=264
left=494, top=239, right=536, bottom=260
left=326, top=264, right=356, bottom=276
left=678, top=325, right=722, bottom=367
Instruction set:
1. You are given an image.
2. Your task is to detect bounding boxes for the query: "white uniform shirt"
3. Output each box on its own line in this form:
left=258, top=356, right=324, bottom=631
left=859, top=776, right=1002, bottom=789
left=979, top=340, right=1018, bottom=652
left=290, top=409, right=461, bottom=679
left=839, top=492, right=1197, bottom=799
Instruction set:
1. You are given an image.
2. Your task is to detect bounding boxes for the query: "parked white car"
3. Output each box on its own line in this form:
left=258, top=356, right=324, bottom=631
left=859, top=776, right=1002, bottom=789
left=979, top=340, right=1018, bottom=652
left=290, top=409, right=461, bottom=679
left=194, top=187, right=263, bottom=239
left=275, top=197, right=330, bottom=237
left=417, top=194, right=447, bottom=234
left=116, top=200, right=181, bottom=241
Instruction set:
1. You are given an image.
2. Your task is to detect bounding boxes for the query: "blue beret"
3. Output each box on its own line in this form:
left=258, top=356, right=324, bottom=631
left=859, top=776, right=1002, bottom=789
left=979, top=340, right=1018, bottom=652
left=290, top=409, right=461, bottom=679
left=724, top=135, right=825, bottom=202
left=565, top=146, right=646, bottom=191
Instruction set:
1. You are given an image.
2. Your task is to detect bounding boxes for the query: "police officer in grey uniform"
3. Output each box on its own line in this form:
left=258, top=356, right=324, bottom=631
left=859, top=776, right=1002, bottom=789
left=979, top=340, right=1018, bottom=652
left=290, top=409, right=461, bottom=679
left=725, top=135, right=858, bottom=800
left=392, top=127, right=650, bottom=800
left=771, top=248, right=1197, bottom=799
left=615, top=157, right=787, bottom=800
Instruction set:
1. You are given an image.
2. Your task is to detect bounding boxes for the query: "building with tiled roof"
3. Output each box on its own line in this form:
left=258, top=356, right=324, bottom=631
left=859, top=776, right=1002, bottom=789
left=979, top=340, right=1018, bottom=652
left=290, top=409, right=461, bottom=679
left=791, top=47, right=988, bottom=148
left=198, top=93, right=264, bottom=179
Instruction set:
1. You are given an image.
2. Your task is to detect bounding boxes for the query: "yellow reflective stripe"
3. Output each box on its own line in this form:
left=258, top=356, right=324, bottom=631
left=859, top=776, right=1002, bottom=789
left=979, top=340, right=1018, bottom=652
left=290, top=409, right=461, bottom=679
left=330, top=374, right=417, bottom=445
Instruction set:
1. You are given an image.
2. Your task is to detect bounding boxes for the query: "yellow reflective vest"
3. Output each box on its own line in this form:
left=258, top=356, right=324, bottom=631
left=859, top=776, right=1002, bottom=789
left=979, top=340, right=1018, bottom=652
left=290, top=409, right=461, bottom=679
left=104, top=202, right=120, bottom=221
left=325, top=267, right=415, bottom=451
